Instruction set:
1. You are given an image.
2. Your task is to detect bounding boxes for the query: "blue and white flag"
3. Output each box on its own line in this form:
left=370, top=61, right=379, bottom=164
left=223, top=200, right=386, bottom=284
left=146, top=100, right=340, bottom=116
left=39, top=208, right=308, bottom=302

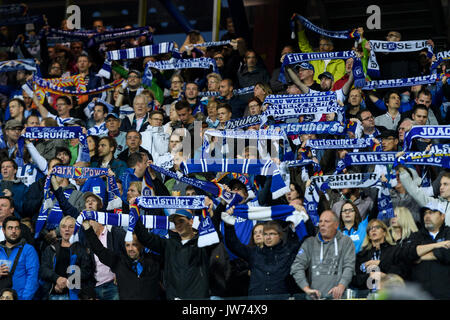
left=261, top=103, right=343, bottom=125
left=312, top=173, right=381, bottom=190
left=264, top=91, right=337, bottom=108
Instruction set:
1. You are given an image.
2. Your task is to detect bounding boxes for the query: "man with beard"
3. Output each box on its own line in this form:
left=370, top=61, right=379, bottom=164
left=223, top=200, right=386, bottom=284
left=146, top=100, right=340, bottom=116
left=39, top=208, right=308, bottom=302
left=394, top=202, right=450, bottom=299
left=0, top=216, right=39, bottom=300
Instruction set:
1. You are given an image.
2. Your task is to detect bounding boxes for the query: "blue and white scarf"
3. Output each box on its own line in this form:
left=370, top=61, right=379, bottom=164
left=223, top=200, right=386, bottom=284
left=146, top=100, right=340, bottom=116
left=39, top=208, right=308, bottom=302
left=0, top=15, right=44, bottom=26
left=97, top=42, right=178, bottom=78
left=191, top=40, right=231, bottom=48
left=269, top=121, right=346, bottom=135
left=279, top=51, right=365, bottom=87
left=199, top=86, right=255, bottom=98
left=144, top=57, right=217, bottom=87
left=87, top=122, right=108, bottom=137
left=367, top=40, right=433, bottom=78
left=303, top=182, right=321, bottom=226
left=264, top=91, right=337, bottom=108
left=221, top=204, right=310, bottom=241
left=312, top=173, right=381, bottom=191
left=306, top=138, right=374, bottom=149
left=376, top=181, right=395, bottom=220
left=403, top=125, right=450, bottom=151
left=86, top=98, right=114, bottom=115
left=181, top=158, right=289, bottom=199
left=0, top=4, right=27, bottom=16
left=134, top=197, right=219, bottom=248
left=224, top=115, right=261, bottom=130
left=0, top=59, right=36, bottom=72
left=431, top=49, right=450, bottom=70
left=22, top=126, right=90, bottom=162
left=261, top=103, right=343, bottom=125
left=149, top=164, right=243, bottom=207
left=290, top=14, right=360, bottom=40
left=52, top=166, right=109, bottom=179
left=362, top=74, right=439, bottom=90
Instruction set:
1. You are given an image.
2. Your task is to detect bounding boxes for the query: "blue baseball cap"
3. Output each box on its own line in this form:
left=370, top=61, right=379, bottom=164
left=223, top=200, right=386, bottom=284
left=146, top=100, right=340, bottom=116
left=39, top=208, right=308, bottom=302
left=295, top=62, right=314, bottom=72
left=105, top=113, right=120, bottom=120
left=169, top=209, right=193, bottom=222
left=318, top=71, right=334, bottom=82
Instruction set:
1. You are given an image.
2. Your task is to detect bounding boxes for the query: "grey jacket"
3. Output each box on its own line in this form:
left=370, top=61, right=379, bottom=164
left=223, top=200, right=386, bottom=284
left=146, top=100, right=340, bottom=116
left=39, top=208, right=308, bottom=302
left=290, top=230, right=355, bottom=297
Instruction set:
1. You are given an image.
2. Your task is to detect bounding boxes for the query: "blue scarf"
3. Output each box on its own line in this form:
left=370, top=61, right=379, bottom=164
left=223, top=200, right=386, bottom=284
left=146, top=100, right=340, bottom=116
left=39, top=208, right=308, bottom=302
left=403, top=125, right=450, bottom=151
left=34, top=166, right=109, bottom=238
left=279, top=51, right=365, bottom=87
left=376, top=181, right=395, bottom=220
left=313, top=173, right=381, bottom=191
left=149, top=164, right=243, bottom=207
left=19, top=127, right=90, bottom=166
left=222, top=204, right=310, bottom=241
left=181, top=159, right=289, bottom=199
left=198, top=86, right=255, bottom=98
left=0, top=59, right=36, bottom=72
left=261, top=103, right=343, bottom=125
left=306, top=138, right=374, bottom=149
left=431, top=50, right=450, bottom=70
left=191, top=40, right=231, bottom=48
left=0, top=15, right=44, bottom=26
left=367, top=40, right=433, bottom=78
left=224, top=115, right=261, bottom=129
left=97, top=42, right=178, bottom=78
left=264, top=91, right=336, bottom=106
left=0, top=4, right=27, bottom=16
left=269, top=121, right=346, bottom=135
left=290, top=14, right=360, bottom=40
left=362, top=74, right=439, bottom=90
left=144, top=57, right=218, bottom=87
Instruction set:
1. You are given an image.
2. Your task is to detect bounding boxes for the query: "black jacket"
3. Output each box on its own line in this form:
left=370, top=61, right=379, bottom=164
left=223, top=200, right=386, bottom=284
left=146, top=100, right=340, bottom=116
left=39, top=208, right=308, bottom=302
left=351, top=242, right=406, bottom=290
left=224, top=223, right=301, bottom=296
left=394, top=225, right=450, bottom=299
left=133, top=218, right=217, bottom=300
left=39, top=240, right=94, bottom=300
left=84, top=227, right=161, bottom=300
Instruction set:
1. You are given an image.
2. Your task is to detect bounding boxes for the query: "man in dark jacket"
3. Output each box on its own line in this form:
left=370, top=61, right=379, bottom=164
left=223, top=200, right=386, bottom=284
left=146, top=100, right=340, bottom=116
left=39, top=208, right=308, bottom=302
left=395, top=202, right=450, bottom=299
left=81, top=215, right=161, bottom=300
left=223, top=216, right=302, bottom=297
left=133, top=208, right=218, bottom=299
left=39, top=216, right=94, bottom=300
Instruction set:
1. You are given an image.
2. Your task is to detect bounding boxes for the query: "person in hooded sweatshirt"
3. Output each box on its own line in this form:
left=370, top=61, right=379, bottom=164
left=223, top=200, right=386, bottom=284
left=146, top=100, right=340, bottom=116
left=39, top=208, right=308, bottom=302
left=290, top=210, right=355, bottom=300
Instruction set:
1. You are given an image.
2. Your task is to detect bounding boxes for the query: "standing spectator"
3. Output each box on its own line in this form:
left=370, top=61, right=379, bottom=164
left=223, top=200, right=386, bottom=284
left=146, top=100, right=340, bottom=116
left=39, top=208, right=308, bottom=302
left=91, top=136, right=127, bottom=179
left=218, top=79, right=247, bottom=119
left=117, top=130, right=149, bottom=163
left=81, top=217, right=161, bottom=300
left=0, top=159, right=28, bottom=218
left=39, top=216, right=94, bottom=300
left=237, top=50, right=270, bottom=93
left=141, top=110, right=169, bottom=163
left=290, top=210, right=355, bottom=300
left=104, top=113, right=127, bottom=157
left=120, top=94, right=150, bottom=133
left=394, top=202, right=450, bottom=299
left=374, top=91, right=401, bottom=130
left=87, top=102, right=108, bottom=136
left=0, top=216, right=39, bottom=300
left=351, top=219, right=405, bottom=290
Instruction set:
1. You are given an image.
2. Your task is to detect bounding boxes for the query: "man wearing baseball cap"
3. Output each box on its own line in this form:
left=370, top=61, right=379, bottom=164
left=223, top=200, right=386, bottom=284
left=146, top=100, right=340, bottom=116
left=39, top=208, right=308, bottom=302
left=133, top=205, right=221, bottom=299
left=395, top=201, right=450, bottom=299
left=104, top=113, right=127, bottom=157
left=293, top=62, right=321, bottom=91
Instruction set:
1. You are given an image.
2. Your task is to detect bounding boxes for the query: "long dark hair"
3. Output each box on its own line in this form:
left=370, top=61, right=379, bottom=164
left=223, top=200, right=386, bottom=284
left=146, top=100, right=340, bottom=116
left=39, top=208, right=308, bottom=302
left=339, top=200, right=362, bottom=231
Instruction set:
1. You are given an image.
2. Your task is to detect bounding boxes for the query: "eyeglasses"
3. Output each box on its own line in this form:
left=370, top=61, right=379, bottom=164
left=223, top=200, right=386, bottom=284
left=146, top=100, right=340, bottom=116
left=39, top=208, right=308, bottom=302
left=368, top=225, right=383, bottom=231
left=342, top=208, right=355, bottom=214
left=264, top=232, right=279, bottom=237
left=172, top=80, right=182, bottom=84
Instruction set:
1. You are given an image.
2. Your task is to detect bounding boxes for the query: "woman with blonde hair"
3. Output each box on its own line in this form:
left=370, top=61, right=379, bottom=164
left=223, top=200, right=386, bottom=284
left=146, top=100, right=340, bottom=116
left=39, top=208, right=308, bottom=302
left=253, top=82, right=272, bottom=102
left=351, top=219, right=406, bottom=290
left=388, top=207, right=419, bottom=244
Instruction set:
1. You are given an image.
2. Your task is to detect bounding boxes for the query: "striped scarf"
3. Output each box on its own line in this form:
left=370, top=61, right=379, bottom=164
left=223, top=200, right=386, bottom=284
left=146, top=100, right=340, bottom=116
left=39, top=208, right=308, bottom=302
left=403, top=125, right=450, bottom=151
left=221, top=204, right=310, bottom=241
left=181, top=158, right=289, bottom=199
left=97, top=42, right=179, bottom=78
left=269, top=121, right=346, bottom=135
left=290, top=14, right=360, bottom=40
left=367, top=40, right=433, bottom=78
left=362, top=74, right=439, bottom=90
left=144, top=57, right=217, bottom=87
left=0, top=59, right=36, bottom=72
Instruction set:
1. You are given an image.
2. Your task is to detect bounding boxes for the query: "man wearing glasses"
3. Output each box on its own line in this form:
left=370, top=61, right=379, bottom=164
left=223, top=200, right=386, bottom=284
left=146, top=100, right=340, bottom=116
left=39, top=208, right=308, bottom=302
left=356, top=110, right=382, bottom=139
left=33, top=95, right=74, bottom=126
left=141, top=110, right=169, bottom=164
